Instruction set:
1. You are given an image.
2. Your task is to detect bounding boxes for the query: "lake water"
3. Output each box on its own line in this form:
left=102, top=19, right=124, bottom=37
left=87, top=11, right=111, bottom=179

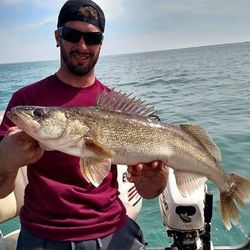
left=0, top=42, right=250, bottom=247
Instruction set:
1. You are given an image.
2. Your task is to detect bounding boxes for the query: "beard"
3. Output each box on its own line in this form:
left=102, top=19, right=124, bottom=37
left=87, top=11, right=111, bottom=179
left=60, top=45, right=100, bottom=76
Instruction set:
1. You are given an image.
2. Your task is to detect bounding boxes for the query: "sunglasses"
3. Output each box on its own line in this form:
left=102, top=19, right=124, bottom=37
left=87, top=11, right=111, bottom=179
left=58, top=27, right=103, bottom=45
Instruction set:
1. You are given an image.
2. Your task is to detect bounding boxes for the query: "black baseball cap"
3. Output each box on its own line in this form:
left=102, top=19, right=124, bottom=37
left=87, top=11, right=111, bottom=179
left=57, top=0, right=105, bottom=33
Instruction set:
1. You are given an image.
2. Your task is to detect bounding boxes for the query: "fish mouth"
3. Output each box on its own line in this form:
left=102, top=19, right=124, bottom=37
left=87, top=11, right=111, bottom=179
left=7, top=109, right=40, bottom=133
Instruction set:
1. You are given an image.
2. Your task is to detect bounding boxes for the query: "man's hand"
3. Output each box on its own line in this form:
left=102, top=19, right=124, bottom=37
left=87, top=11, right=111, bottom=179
left=127, top=161, right=168, bottom=199
left=0, top=127, right=44, bottom=172
left=0, top=127, right=44, bottom=197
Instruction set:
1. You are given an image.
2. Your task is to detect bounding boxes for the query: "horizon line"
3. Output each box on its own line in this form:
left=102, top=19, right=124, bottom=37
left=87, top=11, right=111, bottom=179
left=1, top=40, right=249, bottom=65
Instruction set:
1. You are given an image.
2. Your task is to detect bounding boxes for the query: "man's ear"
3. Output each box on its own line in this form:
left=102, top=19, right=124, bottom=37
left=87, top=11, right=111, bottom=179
left=54, top=30, right=61, bottom=48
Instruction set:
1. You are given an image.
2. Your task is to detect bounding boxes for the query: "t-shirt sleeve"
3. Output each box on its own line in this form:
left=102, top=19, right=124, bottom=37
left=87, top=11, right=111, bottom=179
left=0, top=92, right=23, bottom=136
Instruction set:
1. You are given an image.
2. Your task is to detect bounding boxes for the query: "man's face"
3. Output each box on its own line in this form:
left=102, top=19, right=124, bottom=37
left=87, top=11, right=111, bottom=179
left=57, top=21, right=103, bottom=76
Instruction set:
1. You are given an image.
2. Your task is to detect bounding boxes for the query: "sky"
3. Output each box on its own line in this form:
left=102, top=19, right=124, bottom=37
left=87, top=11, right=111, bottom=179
left=1, top=0, right=250, bottom=64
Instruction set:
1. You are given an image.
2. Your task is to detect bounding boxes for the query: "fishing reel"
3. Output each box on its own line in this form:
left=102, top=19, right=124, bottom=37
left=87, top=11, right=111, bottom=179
left=159, top=169, right=213, bottom=250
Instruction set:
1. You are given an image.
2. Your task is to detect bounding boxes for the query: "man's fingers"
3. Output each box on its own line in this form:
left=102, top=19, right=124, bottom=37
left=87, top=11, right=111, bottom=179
left=6, top=126, right=21, bottom=135
left=151, top=160, right=162, bottom=168
left=7, top=128, right=36, bottom=142
left=127, top=161, right=168, bottom=184
left=127, top=164, right=143, bottom=175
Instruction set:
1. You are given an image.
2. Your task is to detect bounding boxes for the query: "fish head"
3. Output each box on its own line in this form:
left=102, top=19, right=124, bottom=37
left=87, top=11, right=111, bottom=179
left=7, top=106, right=68, bottom=138
left=7, top=106, right=89, bottom=149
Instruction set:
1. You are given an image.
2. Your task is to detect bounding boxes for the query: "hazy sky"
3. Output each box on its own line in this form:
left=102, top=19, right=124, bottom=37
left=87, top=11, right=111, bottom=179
left=1, top=0, right=250, bottom=64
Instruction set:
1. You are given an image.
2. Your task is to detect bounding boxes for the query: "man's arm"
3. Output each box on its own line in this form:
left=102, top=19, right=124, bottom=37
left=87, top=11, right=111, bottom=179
left=127, top=161, right=168, bottom=199
left=0, top=127, right=44, bottom=198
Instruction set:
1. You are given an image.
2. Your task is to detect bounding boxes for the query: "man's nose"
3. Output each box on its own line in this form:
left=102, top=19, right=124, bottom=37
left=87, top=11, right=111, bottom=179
left=78, top=36, right=88, bottom=49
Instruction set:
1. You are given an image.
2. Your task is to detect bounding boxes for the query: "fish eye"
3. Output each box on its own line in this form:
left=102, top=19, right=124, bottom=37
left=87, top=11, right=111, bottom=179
left=33, top=108, right=46, bottom=118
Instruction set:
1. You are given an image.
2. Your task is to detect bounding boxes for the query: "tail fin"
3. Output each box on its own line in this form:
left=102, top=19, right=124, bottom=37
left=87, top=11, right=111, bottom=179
left=220, top=174, right=250, bottom=230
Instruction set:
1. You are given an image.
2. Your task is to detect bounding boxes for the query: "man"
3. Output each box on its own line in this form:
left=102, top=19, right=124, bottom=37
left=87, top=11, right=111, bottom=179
left=0, top=0, right=168, bottom=249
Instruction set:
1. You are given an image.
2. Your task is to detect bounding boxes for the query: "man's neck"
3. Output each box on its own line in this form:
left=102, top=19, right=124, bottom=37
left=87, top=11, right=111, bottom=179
left=56, top=69, right=96, bottom=88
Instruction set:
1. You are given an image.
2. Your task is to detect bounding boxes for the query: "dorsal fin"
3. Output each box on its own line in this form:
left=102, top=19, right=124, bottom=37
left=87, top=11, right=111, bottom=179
left=180, top=124, right=222, bottom=161
left=96, top=90, right=156, bottom=118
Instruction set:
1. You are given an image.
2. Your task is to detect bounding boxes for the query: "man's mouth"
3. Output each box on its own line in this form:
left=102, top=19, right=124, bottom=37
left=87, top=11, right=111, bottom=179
left=72, top=52, right=91, bottom=61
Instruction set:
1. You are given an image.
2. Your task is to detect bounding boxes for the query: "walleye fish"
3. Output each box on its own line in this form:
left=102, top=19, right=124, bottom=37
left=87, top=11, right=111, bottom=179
left=7, top=90, right=250, bottom=230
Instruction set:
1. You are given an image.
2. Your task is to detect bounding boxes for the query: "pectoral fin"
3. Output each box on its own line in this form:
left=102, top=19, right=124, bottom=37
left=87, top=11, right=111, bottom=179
left=84, top=136, right=112, bottom=158
left=80, top=157, right=111, bottom=187
left=174, top=170, right=207, bottom=197
left=80, top=137, right=113, bottom=187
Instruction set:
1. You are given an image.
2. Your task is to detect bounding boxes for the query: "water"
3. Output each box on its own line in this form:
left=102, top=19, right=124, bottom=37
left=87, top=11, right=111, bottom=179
left=0, top=42, right=250, bottom=247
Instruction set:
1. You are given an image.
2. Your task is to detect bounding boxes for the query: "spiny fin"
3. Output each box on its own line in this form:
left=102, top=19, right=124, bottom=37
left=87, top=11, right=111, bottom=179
left=80, top=157, right=111, bottom=187
left=180, top=124, right=221, bottom=161
left=220, top=173, right=250, bottom=230
left=84, top=136, right=113, bottom=158
left=174, top=170, right=207, bottom=197
left=96, top=90, right=157, bottom=118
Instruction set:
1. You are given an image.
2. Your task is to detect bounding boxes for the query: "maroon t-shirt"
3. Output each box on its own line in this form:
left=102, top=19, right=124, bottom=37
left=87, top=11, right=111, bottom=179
left=0, top=75, right=128, bottom=241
